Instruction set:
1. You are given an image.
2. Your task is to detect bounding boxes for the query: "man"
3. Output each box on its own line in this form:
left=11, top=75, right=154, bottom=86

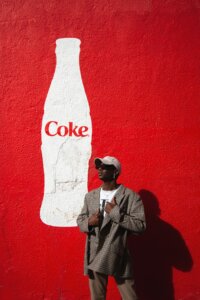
left=77, top=156, right=146, bottom=300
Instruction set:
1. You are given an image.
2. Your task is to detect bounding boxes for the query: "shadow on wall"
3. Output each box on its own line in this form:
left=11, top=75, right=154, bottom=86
left=128, top=189, right=193, bottom=300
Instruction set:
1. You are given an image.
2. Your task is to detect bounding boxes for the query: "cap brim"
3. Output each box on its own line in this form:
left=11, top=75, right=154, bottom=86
left=94, top=158, right=103, bottom=167
left=94, top=157, right=115, bottom=167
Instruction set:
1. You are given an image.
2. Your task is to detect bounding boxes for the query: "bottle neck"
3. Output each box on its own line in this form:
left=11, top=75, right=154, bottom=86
left=55, top=49, right=80, bottom=73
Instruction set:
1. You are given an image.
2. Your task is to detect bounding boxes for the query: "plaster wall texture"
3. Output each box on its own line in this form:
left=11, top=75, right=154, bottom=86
left=0, top=0, right=200, bottom=299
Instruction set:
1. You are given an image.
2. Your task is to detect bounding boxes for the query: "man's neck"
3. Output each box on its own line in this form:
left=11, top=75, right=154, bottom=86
left=101, top=181, right=119, bottom=191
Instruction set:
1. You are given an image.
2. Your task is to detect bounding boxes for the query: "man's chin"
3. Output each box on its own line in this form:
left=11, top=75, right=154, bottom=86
left=99, top=177, right=113, bottom=182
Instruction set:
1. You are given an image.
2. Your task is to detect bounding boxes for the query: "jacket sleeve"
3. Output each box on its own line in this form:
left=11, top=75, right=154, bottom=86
left=76, top=195, right=90, bottom=233
left=109, top=192, right=146, bottom=234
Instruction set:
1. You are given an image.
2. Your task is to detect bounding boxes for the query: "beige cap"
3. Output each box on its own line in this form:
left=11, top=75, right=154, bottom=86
left=94, top=156, right=121, bottom=174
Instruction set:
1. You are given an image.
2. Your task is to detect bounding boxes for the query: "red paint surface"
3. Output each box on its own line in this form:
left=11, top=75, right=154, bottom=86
left=0, top=1, right=200, bottom=299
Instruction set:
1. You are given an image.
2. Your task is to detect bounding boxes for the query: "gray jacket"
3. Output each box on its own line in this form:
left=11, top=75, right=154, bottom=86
left=77, top=184, right=146, bottom=277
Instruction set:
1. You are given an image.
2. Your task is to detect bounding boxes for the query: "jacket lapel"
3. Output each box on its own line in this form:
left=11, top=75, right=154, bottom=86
left=115, top=184, right=126, bottom=205
left=90, top=187, right=101, bottom=212
left=89, top=188, right=101, bottom=238
left=100, top=213, right=111, bottom=230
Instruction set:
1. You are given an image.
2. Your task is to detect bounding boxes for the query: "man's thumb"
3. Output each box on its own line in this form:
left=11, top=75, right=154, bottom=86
left=112, top=197, right=117, bottom=204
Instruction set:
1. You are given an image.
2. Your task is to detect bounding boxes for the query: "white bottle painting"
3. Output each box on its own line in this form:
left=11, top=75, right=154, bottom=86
left=40, top=38, right=92, bottom=227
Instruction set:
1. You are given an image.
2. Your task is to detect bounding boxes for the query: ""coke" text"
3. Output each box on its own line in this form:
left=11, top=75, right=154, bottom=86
left=45, top=121, right=89, bottom=137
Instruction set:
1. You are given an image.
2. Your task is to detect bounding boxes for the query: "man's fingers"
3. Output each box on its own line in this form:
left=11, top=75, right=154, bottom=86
left=111, top=197, right=117, bottom=204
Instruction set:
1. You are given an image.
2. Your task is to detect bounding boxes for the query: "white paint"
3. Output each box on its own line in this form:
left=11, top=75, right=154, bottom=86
left=40, top=38, right=92, bottom=227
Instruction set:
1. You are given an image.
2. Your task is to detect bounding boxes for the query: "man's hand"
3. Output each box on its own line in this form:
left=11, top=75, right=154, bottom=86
left=105, top=197, right=117, bottom=214
left=88, top=210, right=100, bottom=226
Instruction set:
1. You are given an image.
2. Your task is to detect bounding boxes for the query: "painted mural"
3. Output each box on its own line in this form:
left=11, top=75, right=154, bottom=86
left=40, top=38, right=92, bottom=226
left=1, top=1, right=200, bottom=299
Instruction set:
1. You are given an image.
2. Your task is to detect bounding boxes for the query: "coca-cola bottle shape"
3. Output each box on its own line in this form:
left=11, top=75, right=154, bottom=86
left=40, top=38, right=92, bottom=227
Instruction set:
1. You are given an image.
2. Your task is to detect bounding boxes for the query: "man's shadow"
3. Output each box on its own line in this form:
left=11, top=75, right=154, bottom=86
left=128, top=189, right=193, bottom=300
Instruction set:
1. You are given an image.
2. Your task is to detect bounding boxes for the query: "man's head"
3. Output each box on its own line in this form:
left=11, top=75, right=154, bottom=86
left=94, top=156, right=121, bottom=182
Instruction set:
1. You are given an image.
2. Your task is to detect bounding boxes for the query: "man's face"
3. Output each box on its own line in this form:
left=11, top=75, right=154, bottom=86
left=95, top=163, right=117, bottom=182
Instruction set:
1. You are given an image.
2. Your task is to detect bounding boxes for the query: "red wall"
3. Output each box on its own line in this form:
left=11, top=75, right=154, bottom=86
left=1, top=1, right=200, bottom=299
